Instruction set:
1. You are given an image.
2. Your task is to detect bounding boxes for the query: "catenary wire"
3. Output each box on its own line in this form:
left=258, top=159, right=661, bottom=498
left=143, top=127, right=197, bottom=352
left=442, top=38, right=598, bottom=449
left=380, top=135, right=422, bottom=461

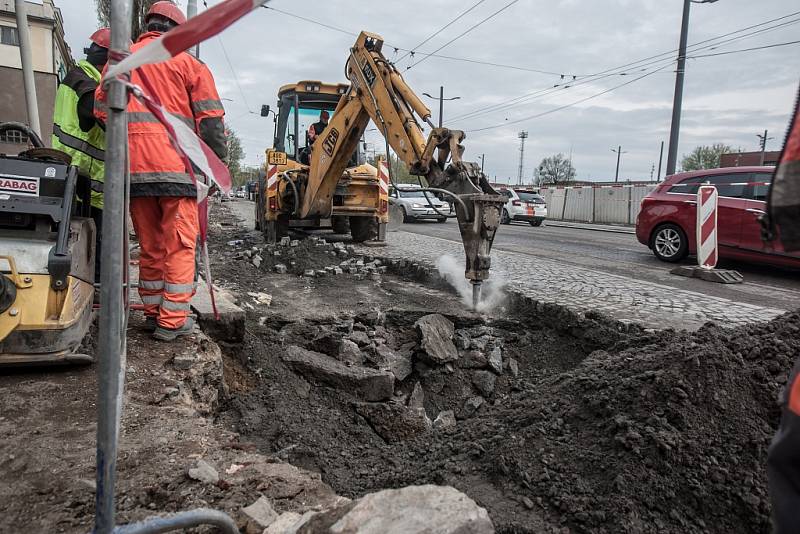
left=406, top=0, right=521, bottom=70
left=396, top=0, right=491, bottom=63
left=466, top=62, right=675, bottom=133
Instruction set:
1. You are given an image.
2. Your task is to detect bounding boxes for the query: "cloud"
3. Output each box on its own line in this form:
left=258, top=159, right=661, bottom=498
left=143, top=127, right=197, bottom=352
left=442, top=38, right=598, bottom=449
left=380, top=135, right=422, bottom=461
left=56, top=0, right=800, bottom=177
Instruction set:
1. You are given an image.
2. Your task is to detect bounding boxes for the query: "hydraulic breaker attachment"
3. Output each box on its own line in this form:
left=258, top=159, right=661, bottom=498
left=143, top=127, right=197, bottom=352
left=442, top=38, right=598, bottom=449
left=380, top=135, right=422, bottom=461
left=454, top=193, right=506, bottom=309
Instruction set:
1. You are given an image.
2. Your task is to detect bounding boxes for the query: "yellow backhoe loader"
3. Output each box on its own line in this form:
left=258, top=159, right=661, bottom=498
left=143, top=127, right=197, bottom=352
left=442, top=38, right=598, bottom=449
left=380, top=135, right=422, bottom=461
left=0, top=123, right=95, bottom=365
left=255, top=80, right=389, bottom=242
left=256, top=31, right=506, bottom=305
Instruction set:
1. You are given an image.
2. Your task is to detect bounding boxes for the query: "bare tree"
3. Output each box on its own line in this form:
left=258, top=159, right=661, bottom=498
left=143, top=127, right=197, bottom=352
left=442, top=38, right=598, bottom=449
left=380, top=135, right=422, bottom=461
left=534, top=153, right=576, bottom=186
left=95, top=0, right=161, bottom=41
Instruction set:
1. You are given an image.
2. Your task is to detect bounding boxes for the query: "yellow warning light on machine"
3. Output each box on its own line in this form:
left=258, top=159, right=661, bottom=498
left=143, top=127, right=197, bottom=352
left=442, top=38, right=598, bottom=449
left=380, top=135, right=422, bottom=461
left=268, top=151, right=287, bottom=166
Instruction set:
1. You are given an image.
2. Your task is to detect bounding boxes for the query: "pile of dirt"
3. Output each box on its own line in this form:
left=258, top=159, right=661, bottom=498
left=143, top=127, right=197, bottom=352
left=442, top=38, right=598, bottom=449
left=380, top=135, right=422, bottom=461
left=318, top=313, right=798, bottom=534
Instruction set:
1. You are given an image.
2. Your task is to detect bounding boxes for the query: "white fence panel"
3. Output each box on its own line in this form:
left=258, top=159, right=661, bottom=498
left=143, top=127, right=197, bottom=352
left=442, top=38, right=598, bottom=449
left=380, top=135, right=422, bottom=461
left=547, top=189, right=567, bottom=220
left=562, top=188, right=594, bottom=222
left=593, top=187, right=631, bottom=224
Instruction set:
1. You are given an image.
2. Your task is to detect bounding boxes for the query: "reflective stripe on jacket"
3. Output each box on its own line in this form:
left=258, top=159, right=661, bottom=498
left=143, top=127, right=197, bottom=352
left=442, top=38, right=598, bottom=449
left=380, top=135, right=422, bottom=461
left=52, top=60, right=105, bottom=209
left=94, top=32, right=225, bottom=191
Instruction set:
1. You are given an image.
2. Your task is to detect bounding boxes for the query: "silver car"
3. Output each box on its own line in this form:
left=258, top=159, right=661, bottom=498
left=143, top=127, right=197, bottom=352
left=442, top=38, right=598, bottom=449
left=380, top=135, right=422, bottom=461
left=389, top=185, right=451, bottom=223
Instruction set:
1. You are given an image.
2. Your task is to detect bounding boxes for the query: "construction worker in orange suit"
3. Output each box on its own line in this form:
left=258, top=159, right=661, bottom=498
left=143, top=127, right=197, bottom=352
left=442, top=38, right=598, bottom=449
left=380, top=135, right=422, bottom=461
left=767, top=86, right=800, bottom=534
left=95, top=1, right=227, bottom=341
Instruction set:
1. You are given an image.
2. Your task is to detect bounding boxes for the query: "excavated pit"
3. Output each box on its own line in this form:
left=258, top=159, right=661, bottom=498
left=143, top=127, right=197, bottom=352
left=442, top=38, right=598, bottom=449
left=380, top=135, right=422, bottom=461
left=208, top=204, right=796, bottom=534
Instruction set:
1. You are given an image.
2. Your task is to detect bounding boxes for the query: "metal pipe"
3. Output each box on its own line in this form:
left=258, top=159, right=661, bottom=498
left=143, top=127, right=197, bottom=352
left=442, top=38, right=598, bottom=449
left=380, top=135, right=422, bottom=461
left=14, top=0, right=40, bottom=137
left=666, top=0, right=691, bottom=177
left=186, top=0, right=199, bottom=58
left=94, top=0, right=132, bottom=531
left=112, top=509, right=238, bottom=534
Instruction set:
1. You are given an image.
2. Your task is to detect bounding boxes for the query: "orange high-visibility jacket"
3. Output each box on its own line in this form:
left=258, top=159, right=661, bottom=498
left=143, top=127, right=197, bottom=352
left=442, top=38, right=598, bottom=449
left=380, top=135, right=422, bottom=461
left=95, top=32, right=226, bottom=191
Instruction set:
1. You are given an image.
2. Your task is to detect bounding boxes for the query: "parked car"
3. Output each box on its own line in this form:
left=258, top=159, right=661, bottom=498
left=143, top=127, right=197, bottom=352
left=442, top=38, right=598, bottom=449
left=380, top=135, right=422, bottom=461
left=389, top=185, right=451, bottom=223
left=499, top=188, right=548, bottom=226
left=236, top=190, right=246, bottom=198
left=636, top=166, right=800, bottom=268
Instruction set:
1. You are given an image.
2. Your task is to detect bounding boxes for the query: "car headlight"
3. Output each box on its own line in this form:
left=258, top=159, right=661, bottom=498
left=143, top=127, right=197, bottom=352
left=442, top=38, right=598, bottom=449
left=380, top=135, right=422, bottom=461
left=412, top=203, right=424, bottom=208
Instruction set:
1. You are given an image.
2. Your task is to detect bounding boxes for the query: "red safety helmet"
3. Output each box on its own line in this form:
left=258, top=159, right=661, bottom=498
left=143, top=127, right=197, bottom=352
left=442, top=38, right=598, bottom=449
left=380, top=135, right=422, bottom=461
left=145, top=1, right=187, bottom=26
left=89, top=28, right=111, bottom=49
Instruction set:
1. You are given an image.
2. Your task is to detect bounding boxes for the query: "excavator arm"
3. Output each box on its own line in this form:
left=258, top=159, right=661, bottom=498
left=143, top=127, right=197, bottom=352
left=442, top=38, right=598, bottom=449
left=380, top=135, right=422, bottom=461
left=301, top=31, right=505, bottom=305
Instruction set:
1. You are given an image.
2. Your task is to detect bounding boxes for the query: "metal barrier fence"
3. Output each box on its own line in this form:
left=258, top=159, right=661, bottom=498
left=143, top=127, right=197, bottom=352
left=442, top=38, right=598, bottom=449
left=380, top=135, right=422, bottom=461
left=539, top=184, right=658, bottom=225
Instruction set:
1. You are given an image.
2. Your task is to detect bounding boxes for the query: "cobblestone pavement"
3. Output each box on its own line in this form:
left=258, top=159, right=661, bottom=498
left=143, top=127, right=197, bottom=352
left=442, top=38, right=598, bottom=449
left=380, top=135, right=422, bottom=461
left=371, top=231, right=787, bottom=330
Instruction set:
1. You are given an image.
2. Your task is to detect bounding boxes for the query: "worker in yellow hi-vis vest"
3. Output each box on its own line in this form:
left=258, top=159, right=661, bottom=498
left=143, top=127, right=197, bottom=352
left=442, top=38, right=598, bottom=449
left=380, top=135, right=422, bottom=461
left=52, top=28, right=109, bottom=281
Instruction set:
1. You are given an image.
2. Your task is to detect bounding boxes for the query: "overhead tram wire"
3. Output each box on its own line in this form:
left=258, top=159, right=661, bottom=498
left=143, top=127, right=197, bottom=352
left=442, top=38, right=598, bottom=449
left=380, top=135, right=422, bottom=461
left=449, top=13, right=800, bottom=123
left=688, top=38, right=800, bottom=58
left=256, top=5, right=800, bottom=79
left=396, top=0, right=491, bottom=64
left=466, top=63, right=676, bottom=133
left=405, top=0, right=522, bottom=71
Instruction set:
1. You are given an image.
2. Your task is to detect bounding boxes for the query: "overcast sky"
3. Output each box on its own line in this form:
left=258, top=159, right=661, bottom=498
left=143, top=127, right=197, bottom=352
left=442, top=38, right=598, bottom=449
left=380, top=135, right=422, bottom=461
left=58, top=0, right=799, bottom=182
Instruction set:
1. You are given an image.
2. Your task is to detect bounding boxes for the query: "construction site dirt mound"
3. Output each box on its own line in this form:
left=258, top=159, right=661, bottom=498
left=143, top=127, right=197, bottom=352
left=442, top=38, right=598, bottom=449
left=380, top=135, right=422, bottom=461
left=212, top=203, right=796, bottom=533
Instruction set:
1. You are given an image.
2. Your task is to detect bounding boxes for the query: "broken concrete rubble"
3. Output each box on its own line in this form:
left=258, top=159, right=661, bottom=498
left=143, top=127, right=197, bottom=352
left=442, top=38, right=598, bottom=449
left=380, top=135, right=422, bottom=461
left=239, top=496, right=278, bottom=534
left=337, top=339, right=364, bottom=366
left=353, top=402, right=431, bottom=443
left=433, top=410, right=456, bottom=431
left=187, top=459, right=219, bottom=485
left=415, top=314, right=458, bottom=365
left=297, top=485, right=494, bottom=534
left=472, top=370, right=496, bottom=397
left=281, top=345, right=394, bottom=402
left=488, top=347, right=503, bottom=375
left=370, top=344, right=413, bottom=382
left=463, top=396, right=484, bottom=418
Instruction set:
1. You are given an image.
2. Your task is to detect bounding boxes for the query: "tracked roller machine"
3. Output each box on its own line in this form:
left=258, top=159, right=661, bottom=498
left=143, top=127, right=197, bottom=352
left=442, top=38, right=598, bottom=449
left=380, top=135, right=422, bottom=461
left=0, top=123, right=95, bottom=365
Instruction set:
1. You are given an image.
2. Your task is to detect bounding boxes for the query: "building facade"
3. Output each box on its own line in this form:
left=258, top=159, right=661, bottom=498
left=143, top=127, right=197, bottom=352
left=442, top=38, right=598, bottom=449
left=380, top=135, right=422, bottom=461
left=0, top=0, right=71, bottom=154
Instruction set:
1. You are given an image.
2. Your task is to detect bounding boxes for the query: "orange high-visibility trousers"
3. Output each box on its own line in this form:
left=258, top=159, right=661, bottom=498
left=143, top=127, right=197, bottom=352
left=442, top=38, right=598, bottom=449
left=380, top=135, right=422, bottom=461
left=130, top=196, right=198, bottom=329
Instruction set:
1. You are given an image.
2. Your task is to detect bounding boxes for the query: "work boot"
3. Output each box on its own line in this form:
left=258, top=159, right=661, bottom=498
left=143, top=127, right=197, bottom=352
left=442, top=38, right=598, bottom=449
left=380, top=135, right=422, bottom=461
left=152, top=317, right=196, bottom=342
left=143, top=316, right=157, bottom=332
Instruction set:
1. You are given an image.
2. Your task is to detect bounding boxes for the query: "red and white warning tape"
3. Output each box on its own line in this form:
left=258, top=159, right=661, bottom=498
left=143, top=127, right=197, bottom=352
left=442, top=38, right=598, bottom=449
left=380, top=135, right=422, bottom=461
left=105, top=0, right=272, bottom=79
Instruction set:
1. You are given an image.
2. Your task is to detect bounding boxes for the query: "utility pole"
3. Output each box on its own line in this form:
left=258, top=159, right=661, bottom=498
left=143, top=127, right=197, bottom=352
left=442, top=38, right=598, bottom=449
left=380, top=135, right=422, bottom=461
left=656, top=141, right=664, bottom=181
left=479, top=154, right=485, bottom=173
left=756, top=129, right=773, bottom=165
left=187, top=0, right=199, bottom=58
left=516, top=131, right=528, bottom=186
left=650, top=164, right=655, bottom=181
left=14, top=0, right=40, bottom=137
left=666, top=0, right=719, bottom=177
left=423, top=87, right=460, bottom=128
left=612, top=146, right=627, bottom=183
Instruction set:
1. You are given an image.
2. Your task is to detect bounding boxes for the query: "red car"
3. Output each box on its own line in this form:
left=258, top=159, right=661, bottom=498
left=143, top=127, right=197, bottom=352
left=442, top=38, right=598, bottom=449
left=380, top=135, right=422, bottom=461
left=636, top=166, right=800, bottom=268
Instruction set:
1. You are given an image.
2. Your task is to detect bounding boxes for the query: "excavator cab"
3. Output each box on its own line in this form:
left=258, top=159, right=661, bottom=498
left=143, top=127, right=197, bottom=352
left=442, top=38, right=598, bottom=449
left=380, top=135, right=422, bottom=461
left=256, top=81, right=389, bottom=243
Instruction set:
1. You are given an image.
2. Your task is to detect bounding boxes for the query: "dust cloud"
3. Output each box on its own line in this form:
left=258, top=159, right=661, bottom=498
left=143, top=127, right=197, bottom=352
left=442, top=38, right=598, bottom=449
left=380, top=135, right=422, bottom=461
left=436, top=255, right=507, bottom=313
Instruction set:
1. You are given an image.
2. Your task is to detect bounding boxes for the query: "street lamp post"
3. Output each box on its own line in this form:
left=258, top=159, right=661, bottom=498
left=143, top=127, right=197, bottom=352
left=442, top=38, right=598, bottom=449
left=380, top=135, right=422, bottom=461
left=665, top=0, right=719, bottom=177
left=611, top=146, right=628, bottom=183
left=423, top=86, right=460, bottom=128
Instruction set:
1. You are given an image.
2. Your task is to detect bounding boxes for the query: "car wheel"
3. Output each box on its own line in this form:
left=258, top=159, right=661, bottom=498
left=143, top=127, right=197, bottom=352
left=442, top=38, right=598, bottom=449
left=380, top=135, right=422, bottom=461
left=402, top=207, right=412, bottom=223
left=530, top=219, right=543, bottom=227
left=650, top=223, right=688, bottom=262
left=501, top=209, right=511, bottom=225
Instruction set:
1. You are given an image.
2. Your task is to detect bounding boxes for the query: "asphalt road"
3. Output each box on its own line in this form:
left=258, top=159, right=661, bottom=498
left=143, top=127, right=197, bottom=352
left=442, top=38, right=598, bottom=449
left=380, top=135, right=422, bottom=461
left=397, top=218, right=800, bottom=312
left=226, top=199, right=800, bottom=318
